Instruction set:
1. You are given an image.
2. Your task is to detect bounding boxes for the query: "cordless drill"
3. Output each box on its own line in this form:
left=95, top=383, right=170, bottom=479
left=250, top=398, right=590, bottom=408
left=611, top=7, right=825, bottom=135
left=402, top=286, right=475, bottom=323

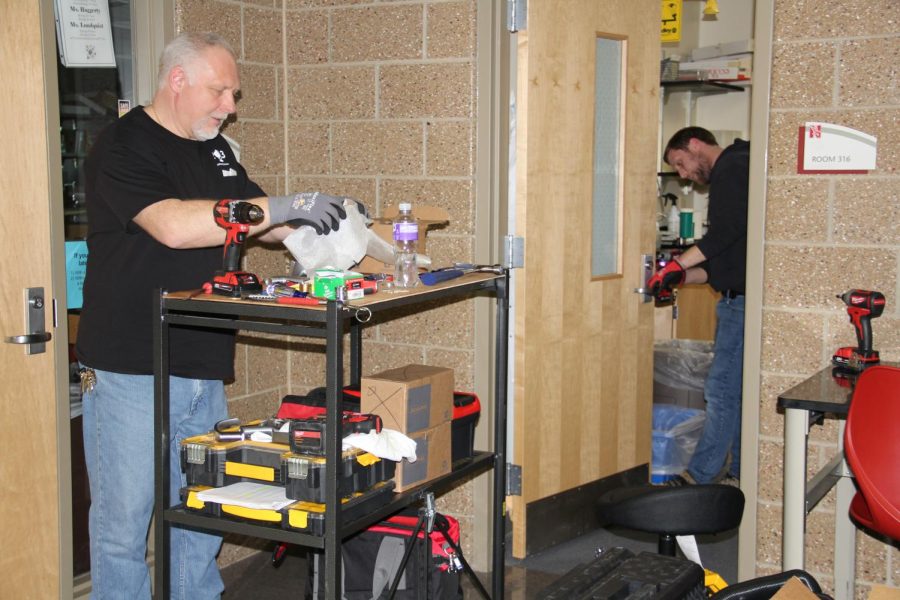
left=210, top=199, right=265, bottom=297
left=832, top=289, right=886, bottom=371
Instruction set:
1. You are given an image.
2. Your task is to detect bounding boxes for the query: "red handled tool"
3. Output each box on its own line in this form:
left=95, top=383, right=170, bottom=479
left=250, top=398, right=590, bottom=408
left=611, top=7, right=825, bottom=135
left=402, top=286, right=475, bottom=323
left=210, top=199, right=265, bottom=297
left=832, top=289, right=885, bottom=372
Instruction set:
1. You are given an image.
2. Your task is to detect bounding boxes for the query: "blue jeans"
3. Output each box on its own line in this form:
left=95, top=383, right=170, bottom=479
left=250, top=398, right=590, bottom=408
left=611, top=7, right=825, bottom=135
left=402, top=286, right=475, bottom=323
left=687, top=295, right=744, bottom=483
left=81, top=368, right=227, bottom=599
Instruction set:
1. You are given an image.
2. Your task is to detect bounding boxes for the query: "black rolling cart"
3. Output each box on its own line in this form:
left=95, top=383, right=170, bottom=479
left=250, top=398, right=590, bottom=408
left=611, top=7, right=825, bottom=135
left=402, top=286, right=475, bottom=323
left=153, top=272, right=509, bottom=599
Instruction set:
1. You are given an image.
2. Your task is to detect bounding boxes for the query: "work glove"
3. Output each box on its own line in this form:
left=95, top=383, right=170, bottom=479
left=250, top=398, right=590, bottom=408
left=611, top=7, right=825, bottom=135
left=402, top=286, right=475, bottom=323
left=647, top=259, right=686, bottom=298
left=268, top=192, right=368, bottom=235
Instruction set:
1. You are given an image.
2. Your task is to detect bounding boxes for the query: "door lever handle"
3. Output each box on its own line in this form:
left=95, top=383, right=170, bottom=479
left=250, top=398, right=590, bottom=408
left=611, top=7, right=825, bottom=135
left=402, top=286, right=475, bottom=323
left=7, top=287, right=51, bottom=354
left=634, top=253, right=655, bottom=303
left=6, top=332, right=52, bottom=345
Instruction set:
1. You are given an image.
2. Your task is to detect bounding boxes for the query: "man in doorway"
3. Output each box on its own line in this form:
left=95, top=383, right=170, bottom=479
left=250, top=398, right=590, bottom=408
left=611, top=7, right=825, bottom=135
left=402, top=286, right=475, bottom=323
left=647, top=126, right=749, bottom=486
left=76, top=32, right=364, bottom=599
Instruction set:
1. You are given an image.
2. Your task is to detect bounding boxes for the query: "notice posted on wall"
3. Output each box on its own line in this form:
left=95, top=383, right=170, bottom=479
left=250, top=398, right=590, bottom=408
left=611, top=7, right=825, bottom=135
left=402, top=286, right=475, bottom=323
left=53, top=0, right=116, bottom=68
left=66, top=241, right=88, bottom=309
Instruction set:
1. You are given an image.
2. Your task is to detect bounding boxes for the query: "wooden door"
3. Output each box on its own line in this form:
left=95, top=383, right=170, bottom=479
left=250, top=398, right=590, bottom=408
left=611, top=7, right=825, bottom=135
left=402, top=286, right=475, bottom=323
left=510, top=0, right=660, bottom=557
left=0, top=1, right=68, bottom=595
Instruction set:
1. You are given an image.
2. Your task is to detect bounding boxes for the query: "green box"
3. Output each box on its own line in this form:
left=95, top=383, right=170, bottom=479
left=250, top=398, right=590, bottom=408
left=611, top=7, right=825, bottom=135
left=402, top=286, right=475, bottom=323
left=312, top=269, right=363, bottom=300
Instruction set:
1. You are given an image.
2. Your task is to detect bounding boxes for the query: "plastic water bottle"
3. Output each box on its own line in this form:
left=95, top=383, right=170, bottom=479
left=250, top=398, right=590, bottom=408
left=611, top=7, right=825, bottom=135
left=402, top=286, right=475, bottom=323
left=392, top=202, right=419, bottom=288
left=667, top=204, right=680, bottom=238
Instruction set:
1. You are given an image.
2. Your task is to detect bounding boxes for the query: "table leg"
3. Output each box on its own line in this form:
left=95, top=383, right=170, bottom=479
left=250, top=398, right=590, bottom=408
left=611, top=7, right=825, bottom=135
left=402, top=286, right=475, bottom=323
left=833, top=420, right=856, bottom=600
left=783, top=407, right=807, bottom=571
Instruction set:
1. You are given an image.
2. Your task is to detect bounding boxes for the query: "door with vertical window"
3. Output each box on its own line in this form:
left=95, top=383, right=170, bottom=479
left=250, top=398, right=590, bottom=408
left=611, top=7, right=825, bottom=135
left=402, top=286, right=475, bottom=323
left=510, top=0, right=660, bottom=557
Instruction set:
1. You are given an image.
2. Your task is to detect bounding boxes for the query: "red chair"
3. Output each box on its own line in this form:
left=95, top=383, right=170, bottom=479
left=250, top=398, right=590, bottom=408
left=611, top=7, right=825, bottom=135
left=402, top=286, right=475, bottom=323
left=843, top=365, right=900, bottom=541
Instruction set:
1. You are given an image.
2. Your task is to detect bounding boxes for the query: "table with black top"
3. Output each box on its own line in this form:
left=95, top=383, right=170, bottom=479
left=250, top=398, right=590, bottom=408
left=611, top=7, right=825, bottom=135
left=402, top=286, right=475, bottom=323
left=776, top=364, right=895, bottom=600
left=152, top=272, right=510, bottom=599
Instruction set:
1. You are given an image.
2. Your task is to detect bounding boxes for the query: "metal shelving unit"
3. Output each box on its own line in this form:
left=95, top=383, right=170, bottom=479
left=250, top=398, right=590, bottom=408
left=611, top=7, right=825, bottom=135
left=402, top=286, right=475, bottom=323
left=153, top=272, right=510, bottom=599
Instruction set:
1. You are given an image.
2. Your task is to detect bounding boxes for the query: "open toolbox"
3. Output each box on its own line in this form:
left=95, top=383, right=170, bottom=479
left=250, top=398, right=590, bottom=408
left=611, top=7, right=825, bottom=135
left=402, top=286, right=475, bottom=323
left=180, top=429, right=395, bottom=503
left=181, top=480, right=396, bottom=535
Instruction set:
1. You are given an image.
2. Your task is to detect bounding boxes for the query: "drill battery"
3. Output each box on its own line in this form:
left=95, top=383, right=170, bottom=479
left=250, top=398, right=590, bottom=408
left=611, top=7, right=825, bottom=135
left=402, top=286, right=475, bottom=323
left=288, top=412, right=382, bottom=456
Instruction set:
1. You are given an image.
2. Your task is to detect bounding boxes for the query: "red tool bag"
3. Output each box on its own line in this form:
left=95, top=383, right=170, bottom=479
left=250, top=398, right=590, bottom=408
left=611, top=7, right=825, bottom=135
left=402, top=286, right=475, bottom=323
left=306, top=512, right=463, bottom=600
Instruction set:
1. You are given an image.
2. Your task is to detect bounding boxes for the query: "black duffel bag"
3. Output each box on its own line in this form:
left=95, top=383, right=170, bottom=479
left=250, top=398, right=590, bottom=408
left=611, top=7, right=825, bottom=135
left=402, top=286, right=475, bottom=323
left=307, top=512, right=463, bottom=600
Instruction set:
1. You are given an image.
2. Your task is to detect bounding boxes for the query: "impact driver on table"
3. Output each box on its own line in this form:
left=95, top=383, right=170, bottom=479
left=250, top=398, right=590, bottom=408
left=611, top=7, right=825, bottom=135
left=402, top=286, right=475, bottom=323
left=210, top=199, right=265, bottom=297
left=832, top=289, right=886, bottom=372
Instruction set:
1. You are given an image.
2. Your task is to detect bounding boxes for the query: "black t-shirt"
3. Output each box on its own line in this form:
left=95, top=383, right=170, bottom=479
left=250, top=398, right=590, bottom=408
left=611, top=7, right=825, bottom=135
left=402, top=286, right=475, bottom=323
left=695, top=139, right=750, bottom=293
left=75, top=107, right=265, bottom=379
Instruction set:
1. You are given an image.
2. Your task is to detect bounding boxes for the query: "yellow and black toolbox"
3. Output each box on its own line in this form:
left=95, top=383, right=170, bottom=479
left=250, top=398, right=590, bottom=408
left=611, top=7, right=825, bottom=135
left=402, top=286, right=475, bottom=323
left=181, top=481, right=395, bottom=535
left=180, top=422, right=395, bottom=503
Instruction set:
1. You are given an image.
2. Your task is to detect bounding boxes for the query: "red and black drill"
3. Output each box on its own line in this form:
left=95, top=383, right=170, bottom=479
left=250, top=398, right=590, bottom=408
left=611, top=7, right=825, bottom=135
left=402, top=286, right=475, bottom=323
left=832, top=289, right=886, bottom=372
left=210, top=199, right=264, bottom=297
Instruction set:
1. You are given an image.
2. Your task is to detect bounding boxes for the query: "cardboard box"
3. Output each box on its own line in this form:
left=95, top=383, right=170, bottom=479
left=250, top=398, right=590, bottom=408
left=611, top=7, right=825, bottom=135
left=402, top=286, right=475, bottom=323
left=361, top=364, right=454, bottom=433
left=354, top=205, right=449, bottom=274
left=868, top=585, right=900, bottom=600
left=393, top=421, right=451, bottom=492
left=771, top=576, right=822, bottom=600
left=312, top=269, right=363, bottom=300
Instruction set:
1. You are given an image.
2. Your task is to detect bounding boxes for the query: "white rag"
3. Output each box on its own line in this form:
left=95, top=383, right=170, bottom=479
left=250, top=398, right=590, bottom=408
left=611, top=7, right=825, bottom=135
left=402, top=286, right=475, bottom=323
left=282, top=200, right=372, bottom=272
left=343, top=429, right=418, bottom=462
left=282, top=201, right=432, bottom=273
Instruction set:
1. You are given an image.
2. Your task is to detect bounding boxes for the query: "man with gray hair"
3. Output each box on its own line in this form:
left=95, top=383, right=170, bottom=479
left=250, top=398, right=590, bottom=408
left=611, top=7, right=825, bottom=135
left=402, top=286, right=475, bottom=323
left=76, top=32, right=364, bottom=598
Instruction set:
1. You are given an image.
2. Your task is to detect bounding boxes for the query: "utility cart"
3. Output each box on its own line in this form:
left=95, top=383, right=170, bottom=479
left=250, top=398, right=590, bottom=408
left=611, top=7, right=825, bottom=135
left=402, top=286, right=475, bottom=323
left=153, top=272, right=509, bottom=599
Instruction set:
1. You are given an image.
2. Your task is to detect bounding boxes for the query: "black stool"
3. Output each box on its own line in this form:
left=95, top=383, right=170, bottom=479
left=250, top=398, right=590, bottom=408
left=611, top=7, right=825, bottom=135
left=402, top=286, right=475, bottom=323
left=598, top=484, right=744, bottom=556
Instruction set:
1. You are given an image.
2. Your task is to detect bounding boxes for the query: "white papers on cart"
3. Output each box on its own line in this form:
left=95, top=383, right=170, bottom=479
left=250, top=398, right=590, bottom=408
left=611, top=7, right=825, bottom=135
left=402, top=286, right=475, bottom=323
left=53, top=0, right=117, bottom=68
left=195, top=482, right=294, bottom=511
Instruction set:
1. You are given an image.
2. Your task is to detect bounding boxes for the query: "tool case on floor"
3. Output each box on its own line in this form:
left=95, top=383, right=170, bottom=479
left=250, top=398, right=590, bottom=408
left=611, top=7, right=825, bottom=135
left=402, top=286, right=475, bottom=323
left=181, top=480, right=395, bottom=536
left=306, top=511, right=463, bottom=600
left=180, top=430, right=394, bottom=502
left=537, top=546, right=706, bottom=600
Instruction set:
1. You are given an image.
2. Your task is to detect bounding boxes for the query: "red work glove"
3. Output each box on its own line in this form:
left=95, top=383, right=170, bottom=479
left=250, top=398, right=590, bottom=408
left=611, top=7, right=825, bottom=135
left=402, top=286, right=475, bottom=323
left=647, top=259, right=686, bottom=298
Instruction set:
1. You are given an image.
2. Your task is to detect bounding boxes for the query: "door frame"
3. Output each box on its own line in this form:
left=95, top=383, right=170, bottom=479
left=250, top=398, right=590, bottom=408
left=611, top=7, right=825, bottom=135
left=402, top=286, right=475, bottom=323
left=737, top=0, right=774, bottom=582
left=33, top=1, right=173, bottom=595
left=470, top=0, right=511, bottom=572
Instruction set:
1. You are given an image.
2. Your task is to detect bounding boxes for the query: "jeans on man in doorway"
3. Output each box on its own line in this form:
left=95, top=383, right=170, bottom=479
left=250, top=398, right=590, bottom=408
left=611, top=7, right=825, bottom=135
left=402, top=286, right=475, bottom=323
left=81, top=368, right=227, bottom=600
left=686, top=294, right=745, bottom=484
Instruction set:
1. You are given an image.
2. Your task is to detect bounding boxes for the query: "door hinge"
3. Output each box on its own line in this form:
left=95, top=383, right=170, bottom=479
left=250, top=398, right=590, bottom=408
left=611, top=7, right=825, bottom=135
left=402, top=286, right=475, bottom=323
left=506, top=463, right=522, bottom=496
left=503, top=235, right=524, bottom=269
left=507, top=0, right=527, bottom=33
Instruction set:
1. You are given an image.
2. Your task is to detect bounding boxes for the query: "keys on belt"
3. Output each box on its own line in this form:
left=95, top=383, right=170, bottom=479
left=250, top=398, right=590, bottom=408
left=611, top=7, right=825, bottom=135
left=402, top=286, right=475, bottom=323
left=78, top=367, right=96, bottom=394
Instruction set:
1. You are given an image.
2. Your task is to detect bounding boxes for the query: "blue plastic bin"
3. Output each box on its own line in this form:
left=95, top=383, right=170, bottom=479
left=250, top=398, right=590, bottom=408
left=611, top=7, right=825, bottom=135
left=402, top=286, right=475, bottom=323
left=651, top=405, right=706, bottom=484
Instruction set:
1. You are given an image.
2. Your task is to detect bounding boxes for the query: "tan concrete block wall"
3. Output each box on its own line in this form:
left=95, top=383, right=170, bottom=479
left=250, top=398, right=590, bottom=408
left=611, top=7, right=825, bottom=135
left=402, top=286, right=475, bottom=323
left=760, top=1, right=899, bottom=594
left=176, top=0, right=480, bottom=566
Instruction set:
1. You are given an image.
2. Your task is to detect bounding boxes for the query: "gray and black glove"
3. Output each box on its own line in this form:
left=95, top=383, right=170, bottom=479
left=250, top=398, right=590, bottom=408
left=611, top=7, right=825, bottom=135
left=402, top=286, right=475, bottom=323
left=268, top=192, right=368, bottom=235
